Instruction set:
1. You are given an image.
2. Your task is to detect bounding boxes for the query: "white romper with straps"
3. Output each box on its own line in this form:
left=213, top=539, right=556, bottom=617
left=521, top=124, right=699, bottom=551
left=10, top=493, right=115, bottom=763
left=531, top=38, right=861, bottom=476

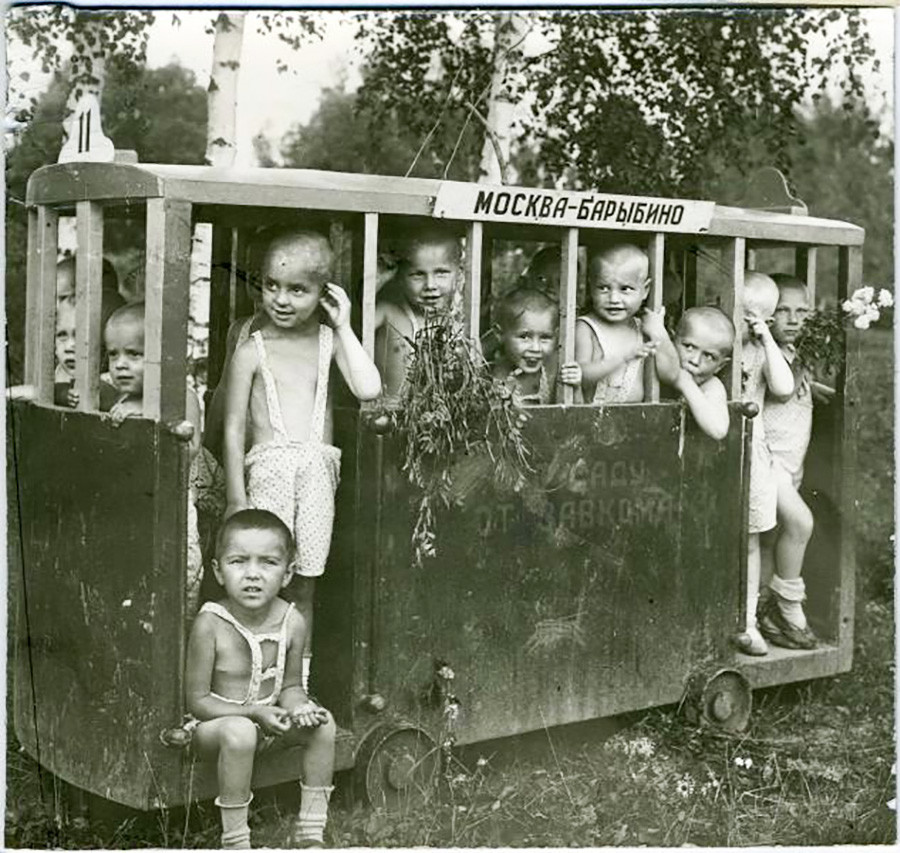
left=201, top=600, right=295, bottom=706
left=245, top=328, right=342, bottom=578
left=577, top=315, right=645, bottom=404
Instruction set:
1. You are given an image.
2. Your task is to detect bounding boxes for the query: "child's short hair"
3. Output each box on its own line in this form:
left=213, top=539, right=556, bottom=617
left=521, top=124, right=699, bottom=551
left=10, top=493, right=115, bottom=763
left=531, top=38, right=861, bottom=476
left=587, top=242, right=649, bottom=279
left=215, top=509, right=295, bottom=560
left=495, top=287, right=558, bottom=331
left=104, top=301, right=145, bottom=336
left=247, top=226, right=334, bottom=285
left=677, top=306, right=736, bottom=349
left=743, top=271, right=780, bottom=316
left=770, top=273, right=810, bottom=297
left=393, top=225, right=463, bottom=268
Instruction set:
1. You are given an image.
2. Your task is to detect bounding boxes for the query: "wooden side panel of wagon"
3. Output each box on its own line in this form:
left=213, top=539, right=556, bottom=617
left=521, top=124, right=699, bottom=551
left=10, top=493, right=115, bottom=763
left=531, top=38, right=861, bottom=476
left=349, top=403, right=746, bottom=744
left=10, top=402, right=188, bottom=809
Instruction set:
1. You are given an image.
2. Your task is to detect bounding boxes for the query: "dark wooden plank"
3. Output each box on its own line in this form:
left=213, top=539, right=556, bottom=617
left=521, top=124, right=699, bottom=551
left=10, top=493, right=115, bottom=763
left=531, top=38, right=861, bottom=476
left=144, top=198, right=192, bottom=422
left=12, top=405, right=188, bottom=808
left=795, top=246, right=817, bottom=304
left=364, top=405, right=747, bottom=742
left=74, top=201, right=104, bottom=411
left=207, top=224, right=236, bottom=391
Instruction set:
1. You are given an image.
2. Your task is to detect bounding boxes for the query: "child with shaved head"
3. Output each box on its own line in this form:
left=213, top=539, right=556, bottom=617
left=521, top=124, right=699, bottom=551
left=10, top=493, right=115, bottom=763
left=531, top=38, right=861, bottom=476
left=576, top=242, right=673, bottom=403
left=375, top=225, right=463, bottom=398
left=656, top=306, right=734, bottom=440
left=734, top=271, right=794, bottom=656
left=224, top=228, right=381, bottom=644
left=757, top=274, right=830, bottom=650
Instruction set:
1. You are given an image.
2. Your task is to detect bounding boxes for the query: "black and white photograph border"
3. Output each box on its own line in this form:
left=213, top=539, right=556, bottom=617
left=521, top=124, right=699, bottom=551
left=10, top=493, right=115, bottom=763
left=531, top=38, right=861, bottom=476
left=4, top=2, right=896, bottom=848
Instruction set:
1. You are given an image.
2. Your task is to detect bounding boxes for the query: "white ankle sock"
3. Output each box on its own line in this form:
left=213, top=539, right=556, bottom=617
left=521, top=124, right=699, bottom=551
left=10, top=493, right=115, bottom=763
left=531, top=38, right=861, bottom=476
left=216, top=793, right=253, bottom=849
left=770, top=576, right=808, bottom=629
left=294, top=783, right=334, bottom=845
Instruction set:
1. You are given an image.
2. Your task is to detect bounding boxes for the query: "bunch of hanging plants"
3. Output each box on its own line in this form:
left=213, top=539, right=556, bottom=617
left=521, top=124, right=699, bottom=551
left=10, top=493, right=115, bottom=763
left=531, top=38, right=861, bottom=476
left=393, top=314, right=533, bottom=567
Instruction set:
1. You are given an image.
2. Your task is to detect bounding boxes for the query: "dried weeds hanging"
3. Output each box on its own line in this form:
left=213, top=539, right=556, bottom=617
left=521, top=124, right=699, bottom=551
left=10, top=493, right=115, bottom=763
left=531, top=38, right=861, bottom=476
left=393, top=314, right=533, bottom=567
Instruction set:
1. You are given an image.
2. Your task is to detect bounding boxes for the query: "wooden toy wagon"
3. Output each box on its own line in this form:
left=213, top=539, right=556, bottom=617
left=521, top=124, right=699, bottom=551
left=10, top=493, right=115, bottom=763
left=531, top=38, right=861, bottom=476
left=9, top=157, right=862, bottom=811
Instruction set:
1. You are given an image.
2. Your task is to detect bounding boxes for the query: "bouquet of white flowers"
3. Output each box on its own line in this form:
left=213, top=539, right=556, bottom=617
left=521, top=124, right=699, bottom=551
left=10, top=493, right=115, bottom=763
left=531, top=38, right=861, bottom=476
left=794, top=286, right=892, bottom=374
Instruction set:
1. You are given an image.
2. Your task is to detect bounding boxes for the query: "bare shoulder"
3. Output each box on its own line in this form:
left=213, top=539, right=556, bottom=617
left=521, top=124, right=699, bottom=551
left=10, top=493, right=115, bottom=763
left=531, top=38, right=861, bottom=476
left=188, top=608, right=219, bottom=644
left=702, top=375, right=727, bottom=399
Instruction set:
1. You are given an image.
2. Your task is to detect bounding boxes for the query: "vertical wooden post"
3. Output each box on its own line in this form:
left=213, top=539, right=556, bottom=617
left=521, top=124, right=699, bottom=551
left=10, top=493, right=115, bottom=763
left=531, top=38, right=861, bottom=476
left=836, top=244, right=861, bottom=664
left=143, top=198, right=193, bottom=422
left=746, top=247, right=757, bottom=271
left=795, top=246, right=817, bottom=307
left=74, top=201, right=104, bottom=411
left=25, top=205, right=59, bottom=401
left=721, top=238, right=746, bottom=400
left=645, top=233, right=665, bottom=402
left=558, top=228, right=579, bottom=405
left=362, top=213, right=379, bottom=361
left=464, top=221, right=483, bottom=342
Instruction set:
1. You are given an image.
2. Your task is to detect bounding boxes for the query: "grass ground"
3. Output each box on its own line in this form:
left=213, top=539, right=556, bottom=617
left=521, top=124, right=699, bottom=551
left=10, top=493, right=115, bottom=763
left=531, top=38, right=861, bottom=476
left=6, top=329, right=895, bottom=847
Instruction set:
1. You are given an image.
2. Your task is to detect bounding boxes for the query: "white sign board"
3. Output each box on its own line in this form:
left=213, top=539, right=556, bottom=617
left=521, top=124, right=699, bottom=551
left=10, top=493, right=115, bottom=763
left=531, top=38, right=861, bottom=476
left=432, top=182, right=714, bottom=234
left=58, top=94, right=115, bottom=164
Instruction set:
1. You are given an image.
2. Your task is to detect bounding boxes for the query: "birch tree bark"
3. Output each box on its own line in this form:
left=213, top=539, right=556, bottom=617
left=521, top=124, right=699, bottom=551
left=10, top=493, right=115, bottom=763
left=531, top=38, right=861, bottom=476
left=478, top=12, right=527, bottom=185
left=205, top=11, right=245, bottom=167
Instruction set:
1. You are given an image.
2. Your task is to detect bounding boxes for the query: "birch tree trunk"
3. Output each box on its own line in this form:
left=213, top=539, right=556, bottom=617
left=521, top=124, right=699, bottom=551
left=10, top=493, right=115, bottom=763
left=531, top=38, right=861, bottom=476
left=205, top=11, right=245, bottom=167
left=478, top=12, right=527, bottom=185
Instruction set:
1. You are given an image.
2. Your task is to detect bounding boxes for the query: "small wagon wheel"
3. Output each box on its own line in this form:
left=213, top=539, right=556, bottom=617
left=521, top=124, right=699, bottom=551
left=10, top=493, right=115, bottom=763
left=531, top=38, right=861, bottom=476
left=683, top=667, right=752, bottom=732
left=355, top=723, right=440, bottom=810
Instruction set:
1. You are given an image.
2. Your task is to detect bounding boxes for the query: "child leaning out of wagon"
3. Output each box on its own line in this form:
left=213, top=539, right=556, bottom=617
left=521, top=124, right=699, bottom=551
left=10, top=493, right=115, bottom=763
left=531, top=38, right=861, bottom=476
left=185, top=509, right=336, bottom=849
left=223, top=228, right=381, bottom=657
left=734, top=272, right=794, bottom=656
left=374, top=225, right=463, bottom=398
left=491, top=287, right=582, bottom=404
left=100, top=303, right=212, bottom=617
left=757, top=274, right=833, bottom=650
left=652, top=306, right=735, bottom=440
left=575, top=242, right=678, bottom=403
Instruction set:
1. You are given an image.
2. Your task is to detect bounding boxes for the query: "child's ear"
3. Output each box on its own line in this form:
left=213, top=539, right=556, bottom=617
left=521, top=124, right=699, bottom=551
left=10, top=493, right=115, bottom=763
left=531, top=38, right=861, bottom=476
left=281, top=564, right=295, bottom=588
left=211, top=559, right=223, bottom=586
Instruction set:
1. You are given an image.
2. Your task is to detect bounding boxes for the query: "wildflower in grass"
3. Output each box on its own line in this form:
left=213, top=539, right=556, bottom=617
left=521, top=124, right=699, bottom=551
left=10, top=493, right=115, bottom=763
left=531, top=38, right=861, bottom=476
left=734, top=756, right=753, bottom=769
left=675, top=774, right=695, bottom=798
left=476, top=756, right=489, bottom=768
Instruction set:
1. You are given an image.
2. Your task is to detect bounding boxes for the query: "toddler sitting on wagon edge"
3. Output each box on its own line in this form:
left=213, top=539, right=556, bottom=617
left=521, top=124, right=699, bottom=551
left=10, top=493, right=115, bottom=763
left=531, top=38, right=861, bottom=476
left=185, top=509, right=336, bottom=849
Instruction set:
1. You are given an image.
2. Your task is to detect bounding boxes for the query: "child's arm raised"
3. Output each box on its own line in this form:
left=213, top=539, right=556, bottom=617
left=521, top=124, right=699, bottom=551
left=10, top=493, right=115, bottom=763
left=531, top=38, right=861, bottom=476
left=321, top=283, right=383, bottom=401
left=222, top=340, right=257, bottom=517
left=749, top=316, right=793, bottom=398
left=575, top=320, right=658, bottom=385
left=641, top=307, right=680, bottom=386
left=184, top=611, right=292, bottom=733
left=675, top=371, right=730, bottom=440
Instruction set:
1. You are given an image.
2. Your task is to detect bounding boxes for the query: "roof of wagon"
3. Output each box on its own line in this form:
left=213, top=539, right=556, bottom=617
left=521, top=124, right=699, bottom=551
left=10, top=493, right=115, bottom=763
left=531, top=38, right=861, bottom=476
left=25, top=162, right=864, bottom=246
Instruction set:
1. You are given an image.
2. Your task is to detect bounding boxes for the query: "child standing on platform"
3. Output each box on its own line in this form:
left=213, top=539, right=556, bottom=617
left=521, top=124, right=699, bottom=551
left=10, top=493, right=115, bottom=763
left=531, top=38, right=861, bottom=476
left=734, top=271, right=794, bottom=656
left=223, top=228, right=381, bottom=656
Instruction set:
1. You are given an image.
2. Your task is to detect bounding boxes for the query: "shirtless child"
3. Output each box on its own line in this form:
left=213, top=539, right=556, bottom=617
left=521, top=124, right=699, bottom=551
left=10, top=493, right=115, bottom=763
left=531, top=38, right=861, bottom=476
left=185, top=509, right=336, bottom=848
left=374, top=226, right=462, bottom=398
left=223, top=228, right=381, bottom=646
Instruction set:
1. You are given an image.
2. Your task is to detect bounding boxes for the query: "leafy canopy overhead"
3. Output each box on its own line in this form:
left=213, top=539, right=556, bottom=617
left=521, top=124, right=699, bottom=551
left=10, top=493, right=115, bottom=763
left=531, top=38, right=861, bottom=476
left=356, top=9, right=879, bottom=196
